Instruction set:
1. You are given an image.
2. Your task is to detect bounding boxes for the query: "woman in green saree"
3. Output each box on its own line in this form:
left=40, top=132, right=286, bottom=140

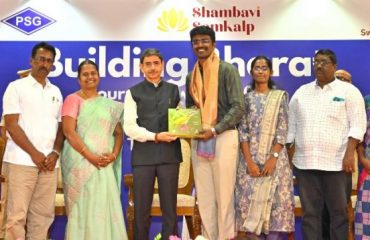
left=61, top=60, right=127, bottom=239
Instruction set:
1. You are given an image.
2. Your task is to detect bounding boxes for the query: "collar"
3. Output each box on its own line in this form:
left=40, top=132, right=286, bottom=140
left=145, top=78, right=162, bottom=88
left=314, top=78, right=337, bottom=89
left=26, top=75, right=52, bottom=88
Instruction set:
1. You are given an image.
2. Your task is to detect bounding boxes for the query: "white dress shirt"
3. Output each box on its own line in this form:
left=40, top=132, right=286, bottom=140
left=123, top=89, right=156, bottom=142
left=287, top=79, right=366, bottom=171
left=2, top=75, right=62, bottom=166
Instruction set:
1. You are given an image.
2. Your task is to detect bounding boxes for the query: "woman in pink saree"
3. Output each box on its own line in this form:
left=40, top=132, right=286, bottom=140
left=61, top=60, right=127, bottom=239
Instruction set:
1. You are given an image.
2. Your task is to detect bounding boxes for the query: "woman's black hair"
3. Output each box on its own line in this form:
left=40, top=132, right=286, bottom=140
left=77, top=59, right=99, bottom=78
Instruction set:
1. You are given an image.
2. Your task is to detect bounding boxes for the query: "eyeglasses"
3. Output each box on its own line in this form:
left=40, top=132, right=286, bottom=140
left=253, top=66, right=269, bottom=72
left=313, top=60, right=332, bottom=67
left=191, top=38, right=211, bottom=45
left=34, top=56, right=54, bottom=64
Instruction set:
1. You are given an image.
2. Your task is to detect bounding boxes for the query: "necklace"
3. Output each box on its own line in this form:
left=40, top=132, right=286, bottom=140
left=80, top=90, right=98, bottom=99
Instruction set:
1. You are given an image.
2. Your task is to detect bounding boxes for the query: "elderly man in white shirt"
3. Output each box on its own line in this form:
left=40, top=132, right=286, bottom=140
left=287, top=49, right=366, bottom=240
left=2, top=42, right=64, bottom=240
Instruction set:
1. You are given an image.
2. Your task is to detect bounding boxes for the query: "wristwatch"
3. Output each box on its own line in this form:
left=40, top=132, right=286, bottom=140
left=271, top=152, right=279, bottom=158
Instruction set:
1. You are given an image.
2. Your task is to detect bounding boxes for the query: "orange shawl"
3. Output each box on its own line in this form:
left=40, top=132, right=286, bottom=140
left=189, top=51, right=219, bottom=129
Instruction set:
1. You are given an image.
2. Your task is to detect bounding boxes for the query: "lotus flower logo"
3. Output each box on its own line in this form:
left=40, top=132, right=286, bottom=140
left=157, top=8, right=189, bottom=32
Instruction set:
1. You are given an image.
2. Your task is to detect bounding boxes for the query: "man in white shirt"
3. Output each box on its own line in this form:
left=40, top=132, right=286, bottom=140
left=321, top=69, right=356, bottom=240
left=287, top=49, right=366, bottom=240
left=2, top=42, right=64, bottom=240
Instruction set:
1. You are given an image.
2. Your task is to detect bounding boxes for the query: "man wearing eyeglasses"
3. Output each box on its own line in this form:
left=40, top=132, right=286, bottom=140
left=185, top=26, right=245, bottom=240
left=287, top=49, right=366, bottom=240
left=2, top=42, right=63, bottom=240
left=321, top=68, right=356, bottom=239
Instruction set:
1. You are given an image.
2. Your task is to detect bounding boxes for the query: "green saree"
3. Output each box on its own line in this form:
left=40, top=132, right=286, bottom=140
left=61, top=96, right=127, bottom=240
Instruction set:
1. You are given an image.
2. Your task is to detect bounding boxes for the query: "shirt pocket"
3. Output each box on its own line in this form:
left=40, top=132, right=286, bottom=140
left=327, top=101, right=346, bottom=121
left=47, top=96, right=62, bottom=120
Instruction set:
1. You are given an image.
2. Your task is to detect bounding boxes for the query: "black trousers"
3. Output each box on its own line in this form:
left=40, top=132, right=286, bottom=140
left=322, top=173, right=352, bottom=239
left=133, top=163, right=180, bottom=240
left=294, top=167, right=348, bottom=240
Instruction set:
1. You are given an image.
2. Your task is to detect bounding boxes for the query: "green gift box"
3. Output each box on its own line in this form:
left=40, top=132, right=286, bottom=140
left=168, top=108, right=202, bottom=138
